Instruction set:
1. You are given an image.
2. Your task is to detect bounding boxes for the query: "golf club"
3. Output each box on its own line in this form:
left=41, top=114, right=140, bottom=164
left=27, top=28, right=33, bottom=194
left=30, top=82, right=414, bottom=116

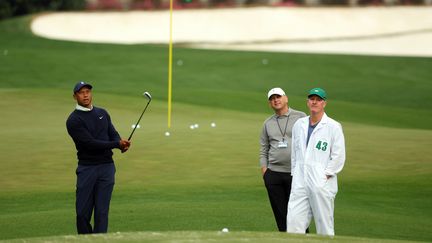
left=128, top=91, right=152, bottom=141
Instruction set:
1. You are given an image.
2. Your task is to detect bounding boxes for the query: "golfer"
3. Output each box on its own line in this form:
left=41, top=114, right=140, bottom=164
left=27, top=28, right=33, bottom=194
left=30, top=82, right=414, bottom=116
left=66, top=81, right=130, bottom=234
left=287, top=88, right=346, bottom=236
left=259, top=87, right=306, bottom=232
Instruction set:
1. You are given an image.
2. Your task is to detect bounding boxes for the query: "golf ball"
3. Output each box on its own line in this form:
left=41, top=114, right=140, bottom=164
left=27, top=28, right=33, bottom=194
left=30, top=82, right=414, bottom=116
left=190, top=125, right=195, bottom=130
left=222, top=228, right=229, bottom=233
left=177, top=59, right=183, bottom=66
left=194, top=124, right=199, bottom=128
left=131, top=124, right=141, bottom=129
left=262, top=58, right=269, bottom=65
left=211, top=122, right=216, bottom=128
left=165, top=131, right=170, bottom=136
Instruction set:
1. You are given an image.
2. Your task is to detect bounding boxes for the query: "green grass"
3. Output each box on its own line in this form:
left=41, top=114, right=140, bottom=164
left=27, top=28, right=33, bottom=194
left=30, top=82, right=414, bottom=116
left=2, top=231, right=423, bottom=243
left=0, top=15, right=431, bottom=242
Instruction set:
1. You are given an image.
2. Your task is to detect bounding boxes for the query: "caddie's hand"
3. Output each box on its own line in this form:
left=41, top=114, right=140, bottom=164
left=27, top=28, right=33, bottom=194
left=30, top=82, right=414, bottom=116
left=119, top=139, right=131, bottom=153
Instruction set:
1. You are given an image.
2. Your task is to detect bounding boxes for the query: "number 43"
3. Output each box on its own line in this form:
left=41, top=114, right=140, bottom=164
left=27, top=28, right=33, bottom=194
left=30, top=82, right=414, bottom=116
left=316, top=141, right=328, bottom=151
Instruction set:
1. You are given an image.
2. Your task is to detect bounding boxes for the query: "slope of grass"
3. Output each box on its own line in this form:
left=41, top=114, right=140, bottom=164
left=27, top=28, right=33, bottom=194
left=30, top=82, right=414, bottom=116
left=1, top=16, right=431, bottom=129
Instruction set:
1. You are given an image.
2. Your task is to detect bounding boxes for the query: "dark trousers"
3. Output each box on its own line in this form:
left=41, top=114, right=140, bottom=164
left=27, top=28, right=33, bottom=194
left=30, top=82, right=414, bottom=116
left=264, top=169, right=292, bottom=232
left=76, top=163, right=115, bottom=234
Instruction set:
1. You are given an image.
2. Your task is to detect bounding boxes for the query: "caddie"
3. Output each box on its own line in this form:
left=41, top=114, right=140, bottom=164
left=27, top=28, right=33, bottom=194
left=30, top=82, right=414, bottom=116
left=287, top=87, right=346, bottom=236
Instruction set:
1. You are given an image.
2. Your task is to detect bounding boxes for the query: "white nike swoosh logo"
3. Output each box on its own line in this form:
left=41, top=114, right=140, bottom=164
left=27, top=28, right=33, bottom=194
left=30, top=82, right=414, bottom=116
left=99, top=116, right=103, bottom=119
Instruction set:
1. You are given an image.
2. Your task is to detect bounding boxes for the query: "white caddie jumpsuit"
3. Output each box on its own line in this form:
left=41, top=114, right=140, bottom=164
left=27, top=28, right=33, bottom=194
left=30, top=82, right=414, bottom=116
left=287, top=113, right=345, bottom=236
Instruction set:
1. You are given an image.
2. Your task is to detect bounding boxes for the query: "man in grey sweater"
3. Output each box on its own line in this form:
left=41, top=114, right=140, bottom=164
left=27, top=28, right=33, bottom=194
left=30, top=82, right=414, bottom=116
left=260, top=87, right=306, bottom=232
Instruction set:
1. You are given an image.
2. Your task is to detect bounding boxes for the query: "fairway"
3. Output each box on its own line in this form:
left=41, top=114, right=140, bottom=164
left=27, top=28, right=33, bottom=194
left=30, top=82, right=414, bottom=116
left=1, top=14, right=432, bottom=242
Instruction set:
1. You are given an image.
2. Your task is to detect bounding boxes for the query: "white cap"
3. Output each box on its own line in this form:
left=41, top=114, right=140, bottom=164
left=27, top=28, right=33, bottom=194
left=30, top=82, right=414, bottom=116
left=267, top=87, right=286, bottom=99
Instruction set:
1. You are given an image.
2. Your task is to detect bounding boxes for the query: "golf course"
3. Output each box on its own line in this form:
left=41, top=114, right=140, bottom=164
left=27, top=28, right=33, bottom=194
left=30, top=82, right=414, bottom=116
left=1, top=12, right=432, bottom=242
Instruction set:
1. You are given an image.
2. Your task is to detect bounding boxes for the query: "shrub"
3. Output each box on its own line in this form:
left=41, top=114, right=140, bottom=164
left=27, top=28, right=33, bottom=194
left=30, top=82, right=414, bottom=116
left=0, top=0, right=86, bottom=20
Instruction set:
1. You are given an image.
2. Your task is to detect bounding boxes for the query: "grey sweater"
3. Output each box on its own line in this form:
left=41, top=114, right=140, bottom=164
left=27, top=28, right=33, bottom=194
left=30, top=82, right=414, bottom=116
left=260, top=108, right=306, bottom=173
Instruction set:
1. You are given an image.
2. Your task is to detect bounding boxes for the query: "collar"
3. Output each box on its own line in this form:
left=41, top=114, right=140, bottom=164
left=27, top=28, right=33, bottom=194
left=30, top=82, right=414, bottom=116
left=302, top=112, right=328, bottom=125
left=309, top=120, right=319, bottom=128
left=305, top=112, right=328, bottom=126
left=275, top=108, right=291, bottom=118
left=75, top=104, right=93, bottom=112
left=318, top=112, right=329, bottom=125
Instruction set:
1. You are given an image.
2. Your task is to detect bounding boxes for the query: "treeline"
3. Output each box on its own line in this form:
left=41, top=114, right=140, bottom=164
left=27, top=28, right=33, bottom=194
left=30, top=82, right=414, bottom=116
left=0, top=0, right=86, bottom=20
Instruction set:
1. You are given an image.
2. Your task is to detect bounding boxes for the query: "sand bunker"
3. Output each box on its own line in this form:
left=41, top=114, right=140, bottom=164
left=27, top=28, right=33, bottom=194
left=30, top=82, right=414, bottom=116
left=31, top=7, right=432, bottom=57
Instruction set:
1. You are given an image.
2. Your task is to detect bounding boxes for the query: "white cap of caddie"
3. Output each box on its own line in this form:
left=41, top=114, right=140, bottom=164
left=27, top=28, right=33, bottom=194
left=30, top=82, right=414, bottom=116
left=267, top=87, right=286, bottom=99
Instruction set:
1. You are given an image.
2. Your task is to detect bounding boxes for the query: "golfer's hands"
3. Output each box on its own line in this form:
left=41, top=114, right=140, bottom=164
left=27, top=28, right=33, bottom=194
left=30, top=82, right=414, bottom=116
left=119, top=139, right=131, bottom=153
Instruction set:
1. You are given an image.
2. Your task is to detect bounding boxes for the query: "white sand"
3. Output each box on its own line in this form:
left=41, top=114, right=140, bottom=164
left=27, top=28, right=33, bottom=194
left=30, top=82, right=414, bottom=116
left=31, top=6, right=432, bottom=57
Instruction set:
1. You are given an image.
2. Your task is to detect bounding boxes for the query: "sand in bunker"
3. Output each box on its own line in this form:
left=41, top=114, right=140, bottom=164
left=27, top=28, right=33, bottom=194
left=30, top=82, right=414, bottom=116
left=31, top=7, right=432, bottom=57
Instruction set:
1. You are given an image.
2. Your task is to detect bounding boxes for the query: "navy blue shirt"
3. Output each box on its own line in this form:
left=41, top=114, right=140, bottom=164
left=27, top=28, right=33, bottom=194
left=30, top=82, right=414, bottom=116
left=66, top=106, right=121, bottom=165
left=306, top=121, right=318, bottom=147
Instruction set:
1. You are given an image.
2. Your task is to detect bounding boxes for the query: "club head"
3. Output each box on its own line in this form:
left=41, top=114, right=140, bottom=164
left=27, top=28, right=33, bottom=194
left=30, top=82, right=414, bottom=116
left=143, top=91, right=152, bottom=101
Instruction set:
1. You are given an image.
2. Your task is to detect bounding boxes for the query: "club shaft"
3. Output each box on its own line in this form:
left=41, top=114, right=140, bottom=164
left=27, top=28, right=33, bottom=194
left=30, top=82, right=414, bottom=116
left=128, top=100, right=151, bottom=141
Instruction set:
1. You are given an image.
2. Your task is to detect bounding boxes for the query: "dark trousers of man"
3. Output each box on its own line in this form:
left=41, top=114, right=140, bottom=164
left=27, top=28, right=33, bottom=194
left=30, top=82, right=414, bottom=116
left=264, top=169, right=292, bottom=232
left=76, top=163, right=115, bottom=234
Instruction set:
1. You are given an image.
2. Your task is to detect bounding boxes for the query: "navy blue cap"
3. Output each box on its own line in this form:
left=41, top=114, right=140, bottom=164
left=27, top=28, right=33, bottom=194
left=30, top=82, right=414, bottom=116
left=73, top=81, right=92, bottom=93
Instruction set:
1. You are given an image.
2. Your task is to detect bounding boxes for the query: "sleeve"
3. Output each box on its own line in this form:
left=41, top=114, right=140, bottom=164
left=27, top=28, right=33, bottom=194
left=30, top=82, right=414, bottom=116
left=106, top=111, right=121, bottom=142
left=324, top=122, right=346, bottom=176
left=259, top=122, right=269, bottom=168
left=291, top=121, right=299, bottom=173
left=66, top=115, right=120, bottom=150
